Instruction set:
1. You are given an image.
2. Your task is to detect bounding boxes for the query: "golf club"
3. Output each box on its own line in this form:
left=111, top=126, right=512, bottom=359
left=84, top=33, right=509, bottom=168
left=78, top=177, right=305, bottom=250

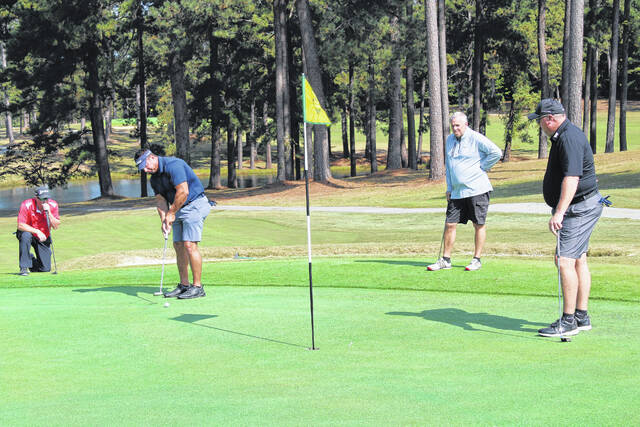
left=43, top=202, right=58, bottom=275
left=557, top=231, right=570, bottom=343
left=154, top=232, right=169, bottom=296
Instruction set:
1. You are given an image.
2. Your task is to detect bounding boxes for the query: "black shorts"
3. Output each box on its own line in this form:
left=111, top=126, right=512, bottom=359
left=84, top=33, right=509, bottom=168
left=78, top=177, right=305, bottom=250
left=446, top=192, right=491, bottom=225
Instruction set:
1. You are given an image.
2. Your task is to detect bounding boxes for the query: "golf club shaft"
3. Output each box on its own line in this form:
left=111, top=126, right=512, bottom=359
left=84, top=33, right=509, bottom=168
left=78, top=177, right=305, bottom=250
left=159, top=234, right=168, bottom=293
left=44, top=209, right=58, bottom=273
left=557, top=231, right=564, bottom=340
left=438, top=220, right=446, bottom=260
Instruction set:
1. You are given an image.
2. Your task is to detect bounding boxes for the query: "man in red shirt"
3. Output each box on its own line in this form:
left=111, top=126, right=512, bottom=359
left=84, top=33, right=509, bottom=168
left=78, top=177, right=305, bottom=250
left=16, top=185, right=61, bottom=276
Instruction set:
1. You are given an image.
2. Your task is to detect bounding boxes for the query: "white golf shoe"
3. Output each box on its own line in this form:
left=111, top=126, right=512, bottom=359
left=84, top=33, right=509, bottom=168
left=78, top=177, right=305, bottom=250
left=426, top=258, right=452, bottom=271
left=465, top=258, right=482, bottom=271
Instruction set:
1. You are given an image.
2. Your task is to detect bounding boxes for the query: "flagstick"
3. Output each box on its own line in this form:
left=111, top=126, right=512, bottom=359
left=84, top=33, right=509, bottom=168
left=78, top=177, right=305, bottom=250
left=303, top=121, right=317, bottom=350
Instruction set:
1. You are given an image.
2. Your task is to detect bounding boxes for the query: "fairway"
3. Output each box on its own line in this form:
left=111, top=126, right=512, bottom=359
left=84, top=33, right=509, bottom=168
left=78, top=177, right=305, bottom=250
left=2, top=257, right=639, bottom=426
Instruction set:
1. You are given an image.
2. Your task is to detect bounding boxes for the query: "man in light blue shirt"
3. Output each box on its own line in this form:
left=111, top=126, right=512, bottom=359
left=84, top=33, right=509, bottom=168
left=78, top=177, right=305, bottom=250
left=428, top=112, right=502, bottom=272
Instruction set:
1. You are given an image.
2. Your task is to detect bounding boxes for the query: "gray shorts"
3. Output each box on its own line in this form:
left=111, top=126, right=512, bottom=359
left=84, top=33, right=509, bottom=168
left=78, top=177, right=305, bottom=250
left=173, top=196, right=211, bottom=243
left=555, top=192, right=602, bottom=259
left=446, top=192, right=490, bottom=225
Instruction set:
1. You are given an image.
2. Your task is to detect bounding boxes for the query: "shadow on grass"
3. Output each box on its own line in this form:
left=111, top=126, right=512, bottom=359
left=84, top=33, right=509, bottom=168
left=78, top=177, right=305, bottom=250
left=386, top=308, right=546, bottom=333
left=172, top=313, right=307, bottom=348
left=356, top=259, right=467, bottom=269
left=73, top=285, right=157, bottom=304
left=356, top=259, right=427, bottom=267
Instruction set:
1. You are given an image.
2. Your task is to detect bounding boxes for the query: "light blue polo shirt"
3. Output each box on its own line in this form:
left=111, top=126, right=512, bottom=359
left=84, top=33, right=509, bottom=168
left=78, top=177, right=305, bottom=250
left=445, top=128, right=502, bottom=199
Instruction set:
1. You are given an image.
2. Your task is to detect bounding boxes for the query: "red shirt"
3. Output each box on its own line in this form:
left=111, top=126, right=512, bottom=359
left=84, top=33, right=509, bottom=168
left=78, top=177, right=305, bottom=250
left=17, top=198, right=60, bottom=238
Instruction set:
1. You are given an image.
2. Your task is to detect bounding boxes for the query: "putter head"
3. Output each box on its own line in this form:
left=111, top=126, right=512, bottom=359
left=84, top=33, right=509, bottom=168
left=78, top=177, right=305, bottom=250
left=153, top=291, right=163, bottom=296
left=561, top=337, right=571, bottom=342
left=52, top=271, right=58, bottom=275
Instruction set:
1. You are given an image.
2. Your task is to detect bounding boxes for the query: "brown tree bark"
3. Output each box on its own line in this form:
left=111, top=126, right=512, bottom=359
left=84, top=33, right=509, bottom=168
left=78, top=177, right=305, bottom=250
left=425, top=0, right=445, bottom=180
left=605, top=0, right=619, bottom=153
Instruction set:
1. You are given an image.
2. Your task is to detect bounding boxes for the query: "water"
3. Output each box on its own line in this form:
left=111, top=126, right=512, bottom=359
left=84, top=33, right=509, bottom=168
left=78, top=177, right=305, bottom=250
left=0, top=174, right=276, bottom=210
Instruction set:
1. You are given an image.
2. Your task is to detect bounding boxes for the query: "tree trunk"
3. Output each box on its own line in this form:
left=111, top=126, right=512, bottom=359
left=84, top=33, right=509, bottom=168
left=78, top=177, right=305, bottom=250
left=567, top=0, right=584, bottom=124
left=296, top=0, right=331, bottom=181
left=263, top=101, right=272, bottom=169
left=208, top=32, right=221, bottom=189
left=341, top=108, right=348, bottom=157
left=136, top=4, right=148, bottom=196
left=417, top=78, right=425, bottom=164
left=590, top=46, right=598, bottom=154
left=0, top=42, right=14, bottom=144
left=209, top=127, right=221, bottom=189
left=368, top=54, right=377, bottom=173
left=86, top=51, right=114, bottom=197
left=387, top=16, right=403, bottom=170
left=227, top=126, right=237, bottom=188
left=168, top=52, right=190, bottom=163
left=425, top=0, right=445, bottom=180
left=406, top=64, right=417, bottom=170
left=437, top=0, right=449, bottom=142
left=471, top=0, right=484, bottom=131
left=250, top=98, right=256, bottom=169
left=583, top=46, right=592, bottom=133
left=349, top=61, right=357, bottom=176
left=275, top=0, right=292, bottom=181
left=605, top=0, right=619, bottom=153
left=619, top=0, right=630, bottom=152
left=503, top=101, right=516, bottom=162
left=537, top=0, right=550, bottom=159
left=237, top=130, right=243, bottom=170
left=561, top=0, right=572, bottom=106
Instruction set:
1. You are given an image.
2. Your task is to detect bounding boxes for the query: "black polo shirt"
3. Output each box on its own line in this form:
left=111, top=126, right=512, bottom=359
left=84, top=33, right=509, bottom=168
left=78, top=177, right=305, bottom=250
left=543, top=120, right=597, bottom=208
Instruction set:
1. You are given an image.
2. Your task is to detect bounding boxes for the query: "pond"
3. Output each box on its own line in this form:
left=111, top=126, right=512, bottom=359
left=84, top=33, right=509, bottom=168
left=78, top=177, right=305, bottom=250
left=0, top=174, right=277, bottom=210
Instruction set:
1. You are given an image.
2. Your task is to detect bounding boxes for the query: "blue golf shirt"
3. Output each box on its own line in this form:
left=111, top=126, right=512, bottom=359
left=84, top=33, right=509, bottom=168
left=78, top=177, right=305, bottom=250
left=445, top=128, right=502, bottom=199
left=150, top=156, right=205, bottom=206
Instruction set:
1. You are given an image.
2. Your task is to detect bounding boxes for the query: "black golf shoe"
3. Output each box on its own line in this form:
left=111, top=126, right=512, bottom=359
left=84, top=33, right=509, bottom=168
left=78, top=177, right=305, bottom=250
left=538, top=317, right=579, bottom=337
left=575, top=313, right=592, bottom=331
left=177, top=285, right=206, bottom=299
left=164, top=283, right=189, bottom=298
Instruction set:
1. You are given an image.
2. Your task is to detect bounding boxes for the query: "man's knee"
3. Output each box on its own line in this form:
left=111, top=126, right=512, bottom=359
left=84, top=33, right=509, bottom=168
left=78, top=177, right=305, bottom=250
left=558, top=256, right=577, bottom=271
left=18, top=231, right=34, bottom=243
left=183, top=241, right=199, bottom=254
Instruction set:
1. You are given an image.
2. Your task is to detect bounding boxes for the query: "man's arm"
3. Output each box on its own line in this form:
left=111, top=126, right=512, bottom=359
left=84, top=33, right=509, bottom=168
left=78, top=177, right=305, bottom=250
left=42, top=203, right=61, bottom=229
left=17, top=222, right=47, bottom=241
left=156, top=195, right=170, bottom=234
left=549, top=176, right=579, bottom=234
left=478, top=136, right=502, bottom=171
left=162, top=182, right=189, bottom=234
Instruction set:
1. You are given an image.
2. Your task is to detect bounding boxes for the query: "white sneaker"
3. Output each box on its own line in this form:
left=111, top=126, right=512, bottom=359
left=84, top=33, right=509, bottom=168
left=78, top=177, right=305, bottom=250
left=465, top=258, right=482, bottom=271
left=427, top=258, right=452, bottom=271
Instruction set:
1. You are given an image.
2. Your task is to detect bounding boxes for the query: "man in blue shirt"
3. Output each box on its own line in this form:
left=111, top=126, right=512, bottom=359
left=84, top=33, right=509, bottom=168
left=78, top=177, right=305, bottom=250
left=135, top=149, right=212, bottom=299
left=427, top=112, right=502, bottom=272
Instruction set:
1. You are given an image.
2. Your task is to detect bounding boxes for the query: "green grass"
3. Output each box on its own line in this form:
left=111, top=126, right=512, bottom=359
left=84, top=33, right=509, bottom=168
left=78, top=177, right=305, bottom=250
left=1, top=107, right=639, bottom=424
left=0, top=204, right=639, bottom=424
left=1, top=256, right=639, bottom=425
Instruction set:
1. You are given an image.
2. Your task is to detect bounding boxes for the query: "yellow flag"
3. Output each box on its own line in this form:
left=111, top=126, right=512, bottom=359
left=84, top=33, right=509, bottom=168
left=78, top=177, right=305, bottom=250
left=302, top=74, right=331, bottom=125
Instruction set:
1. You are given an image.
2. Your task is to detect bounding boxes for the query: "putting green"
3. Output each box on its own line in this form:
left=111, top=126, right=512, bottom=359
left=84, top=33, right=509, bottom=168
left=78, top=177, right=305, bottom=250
left=2, top=280, right=638, bottom=425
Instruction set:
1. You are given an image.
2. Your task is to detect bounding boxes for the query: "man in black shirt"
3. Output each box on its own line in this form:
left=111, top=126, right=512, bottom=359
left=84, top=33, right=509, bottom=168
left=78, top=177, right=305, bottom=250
left=528, top=99, right=603, bottom=338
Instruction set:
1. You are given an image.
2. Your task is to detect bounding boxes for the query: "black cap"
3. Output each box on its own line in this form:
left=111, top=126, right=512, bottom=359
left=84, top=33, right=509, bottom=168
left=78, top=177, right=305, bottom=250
left=35, top=185, right=50, bottom=200
left=527, top=98, right=565, bottom=120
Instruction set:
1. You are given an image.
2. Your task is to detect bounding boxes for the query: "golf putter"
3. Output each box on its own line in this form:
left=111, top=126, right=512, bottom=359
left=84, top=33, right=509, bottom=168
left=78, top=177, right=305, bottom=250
left=557, top=231, right=570, bottom=343
left=44, top=207, right=58, bottom=274
left=154, top=232, right=169, bottom=296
